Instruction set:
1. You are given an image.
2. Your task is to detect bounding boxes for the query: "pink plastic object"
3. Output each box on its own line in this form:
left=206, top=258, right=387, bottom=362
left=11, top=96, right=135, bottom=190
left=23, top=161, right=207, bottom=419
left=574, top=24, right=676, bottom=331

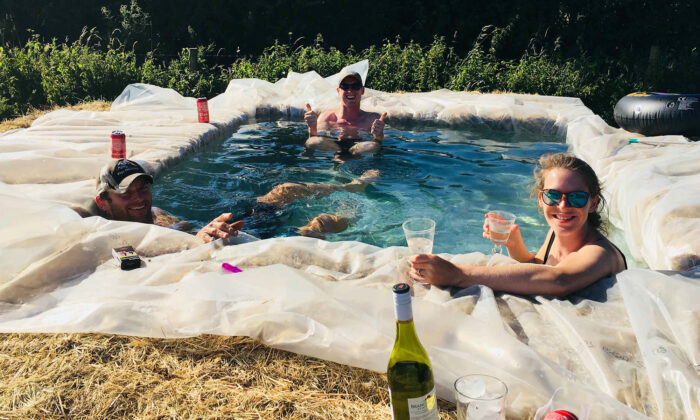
left=221, top=263, right=242, bottom=273
left=543, top=410, right=579, bottom=420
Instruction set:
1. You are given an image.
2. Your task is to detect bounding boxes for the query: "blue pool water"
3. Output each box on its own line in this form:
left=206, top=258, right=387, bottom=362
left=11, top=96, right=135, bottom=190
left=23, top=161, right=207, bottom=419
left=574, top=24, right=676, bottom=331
left=153, top=121, right=569, bottom=255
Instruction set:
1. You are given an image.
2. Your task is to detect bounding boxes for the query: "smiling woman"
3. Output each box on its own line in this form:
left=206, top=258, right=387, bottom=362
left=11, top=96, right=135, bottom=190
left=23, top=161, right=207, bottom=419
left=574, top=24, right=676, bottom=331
left=409, top=152, right=628, bottom=297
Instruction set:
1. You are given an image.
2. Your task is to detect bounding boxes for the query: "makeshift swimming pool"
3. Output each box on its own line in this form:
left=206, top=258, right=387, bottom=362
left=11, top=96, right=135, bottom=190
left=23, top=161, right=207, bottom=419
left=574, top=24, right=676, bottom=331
left=154, top=121, right=568, bottom=253
left=1, top=62, right=696, bottom=419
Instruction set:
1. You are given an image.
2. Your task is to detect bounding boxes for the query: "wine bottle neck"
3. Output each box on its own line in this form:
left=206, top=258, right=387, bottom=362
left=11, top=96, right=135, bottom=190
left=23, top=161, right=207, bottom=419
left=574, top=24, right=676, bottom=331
left=395, top=303, right=412, bottom=321
left=394, top=319, right=421, bottom=348
left=393, top=288, right=413, bottom=321
left=396, top=319, right=417, bottom=330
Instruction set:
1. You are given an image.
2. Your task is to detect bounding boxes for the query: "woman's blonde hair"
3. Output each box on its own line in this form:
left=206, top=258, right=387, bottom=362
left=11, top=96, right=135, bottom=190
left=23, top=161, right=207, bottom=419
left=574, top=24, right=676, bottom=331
left=530, top=153, right=607, bottom=233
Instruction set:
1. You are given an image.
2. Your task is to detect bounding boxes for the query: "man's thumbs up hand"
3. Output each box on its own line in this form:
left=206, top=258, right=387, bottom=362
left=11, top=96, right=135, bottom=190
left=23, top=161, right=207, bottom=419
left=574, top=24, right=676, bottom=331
left=304, top=103, right=318, bottom=135
left=371, top=112, right=387, bottom=140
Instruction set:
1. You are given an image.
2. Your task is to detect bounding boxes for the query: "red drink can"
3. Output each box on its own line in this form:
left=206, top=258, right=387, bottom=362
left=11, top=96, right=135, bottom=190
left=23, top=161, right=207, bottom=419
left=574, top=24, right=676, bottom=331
left=110, top=130, right=126, bottom=159
left=543, top=410, right=579, bottom=420
left=197, top=98, right=210, bottom=123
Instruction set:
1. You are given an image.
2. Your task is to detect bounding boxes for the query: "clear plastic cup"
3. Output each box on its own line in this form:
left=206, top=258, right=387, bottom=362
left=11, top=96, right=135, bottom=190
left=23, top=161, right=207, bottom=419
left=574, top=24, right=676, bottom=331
left=487, top=211, right=516, bottom=254
left=454, top=374, right=507, bottom=420
left=402, top=218, right=435, bottom=255
left=402, top=218, right=435, bottom=287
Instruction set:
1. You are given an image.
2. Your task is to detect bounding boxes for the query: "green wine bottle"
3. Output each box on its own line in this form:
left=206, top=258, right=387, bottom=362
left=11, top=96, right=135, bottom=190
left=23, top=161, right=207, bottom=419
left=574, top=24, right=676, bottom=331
left=387, top=283, right=438, bottom=419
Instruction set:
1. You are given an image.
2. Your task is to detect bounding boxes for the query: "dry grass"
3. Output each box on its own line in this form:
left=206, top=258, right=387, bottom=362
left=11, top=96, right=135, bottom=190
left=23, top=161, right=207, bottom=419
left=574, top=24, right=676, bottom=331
left=0, top=333, right=457, bottom=419
left=0, top=101, right=112, bottom=133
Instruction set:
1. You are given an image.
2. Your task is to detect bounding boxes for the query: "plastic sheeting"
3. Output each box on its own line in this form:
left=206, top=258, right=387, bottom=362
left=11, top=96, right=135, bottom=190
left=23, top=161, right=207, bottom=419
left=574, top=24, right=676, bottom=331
left=1, top=61, right=699, bottom=418
left=566, top=117, right=699, bottom=270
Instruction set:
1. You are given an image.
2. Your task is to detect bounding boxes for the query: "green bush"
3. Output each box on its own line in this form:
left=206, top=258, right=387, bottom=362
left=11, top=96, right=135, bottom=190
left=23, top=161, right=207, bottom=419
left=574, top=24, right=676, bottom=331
left=291, top=35, right=353, bottom=77
left=1, top=33, right=696, bottom=124
left=447, top=47, right=507, bottom=92
left=159, top=45, right=228, bottom=98
left=0, top=41, right=45, bottom=117
left=361, top=37, right=456, bottom=92
left=0, top=33, right=144, bottom=119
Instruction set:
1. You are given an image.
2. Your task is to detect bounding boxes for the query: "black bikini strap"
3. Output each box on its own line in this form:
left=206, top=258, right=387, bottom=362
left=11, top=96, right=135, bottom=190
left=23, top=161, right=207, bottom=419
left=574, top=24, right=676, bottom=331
left=611, top=242, right=628, bottom=270
left=543, top=231, right=556, bottom=265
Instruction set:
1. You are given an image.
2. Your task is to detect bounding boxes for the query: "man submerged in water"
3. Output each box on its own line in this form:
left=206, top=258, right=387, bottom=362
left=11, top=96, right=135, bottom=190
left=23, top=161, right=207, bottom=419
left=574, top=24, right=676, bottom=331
left=95, top=159, right=379, bottom=241
left=94, top=159, right=244, bottom=243
left=304, top=70, right=387, bottom=156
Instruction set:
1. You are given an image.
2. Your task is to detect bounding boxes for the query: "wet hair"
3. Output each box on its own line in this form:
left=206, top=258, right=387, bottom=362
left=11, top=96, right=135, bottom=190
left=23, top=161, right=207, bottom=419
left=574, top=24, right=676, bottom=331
left=530, top=153, right=607, bottom=233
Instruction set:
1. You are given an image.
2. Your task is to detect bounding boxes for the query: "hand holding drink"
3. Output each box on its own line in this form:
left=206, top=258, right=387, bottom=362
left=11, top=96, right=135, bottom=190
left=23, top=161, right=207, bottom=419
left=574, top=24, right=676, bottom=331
left=403, top=218, right=435, bottom=254
left=485, top=211, right=516, bottom=255
left=403, top=218, right=436, bottom=286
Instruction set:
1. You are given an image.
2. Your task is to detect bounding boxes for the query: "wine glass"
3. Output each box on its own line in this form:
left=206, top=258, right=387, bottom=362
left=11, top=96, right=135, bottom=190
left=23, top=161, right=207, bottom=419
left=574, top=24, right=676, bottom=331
left=486, top=211, right=515, bottom=255
left=402, top=218, right=435, bottom=286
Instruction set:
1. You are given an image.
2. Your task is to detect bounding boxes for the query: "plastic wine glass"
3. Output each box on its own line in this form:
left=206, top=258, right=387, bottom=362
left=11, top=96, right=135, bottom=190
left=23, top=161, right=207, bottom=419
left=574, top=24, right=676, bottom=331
left=487, top=211, right=516, bottom=255
left=402, top=218, right=436, bottom=285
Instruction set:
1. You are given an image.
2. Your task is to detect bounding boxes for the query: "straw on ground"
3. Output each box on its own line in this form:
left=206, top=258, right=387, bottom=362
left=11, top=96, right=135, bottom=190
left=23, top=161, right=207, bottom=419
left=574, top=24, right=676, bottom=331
left=0, top=333, right=459, bottom=418
left=0, top=101, right=111, bottom=133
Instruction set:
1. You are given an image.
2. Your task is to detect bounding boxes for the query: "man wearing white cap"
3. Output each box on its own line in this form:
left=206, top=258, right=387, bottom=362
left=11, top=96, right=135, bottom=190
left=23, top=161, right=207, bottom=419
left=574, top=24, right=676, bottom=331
left=304, top=70, right=387, bottom=154
left=95, top=159, right=244, bottom=243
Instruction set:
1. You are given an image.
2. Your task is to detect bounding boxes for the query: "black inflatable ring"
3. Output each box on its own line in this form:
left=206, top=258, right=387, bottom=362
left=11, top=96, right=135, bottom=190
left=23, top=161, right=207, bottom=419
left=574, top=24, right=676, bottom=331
left=614, top=92, right=700, bottom=137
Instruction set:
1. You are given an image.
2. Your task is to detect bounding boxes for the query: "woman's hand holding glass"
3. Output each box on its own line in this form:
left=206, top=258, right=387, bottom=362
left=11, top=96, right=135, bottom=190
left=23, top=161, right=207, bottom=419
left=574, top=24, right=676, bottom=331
left=482, top=213, right=521, bottom=251
left=482, top=213, right=534, bottom=262
left=402, top=218, right=435, bottom=286
left=485, top=211, right=516, bottom=254
left=408, top=254, right=466, bottom=287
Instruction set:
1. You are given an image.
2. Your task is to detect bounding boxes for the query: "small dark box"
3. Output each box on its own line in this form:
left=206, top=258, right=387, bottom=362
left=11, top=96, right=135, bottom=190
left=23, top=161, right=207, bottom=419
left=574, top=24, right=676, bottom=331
left=112, top=246, right=141, bottom=270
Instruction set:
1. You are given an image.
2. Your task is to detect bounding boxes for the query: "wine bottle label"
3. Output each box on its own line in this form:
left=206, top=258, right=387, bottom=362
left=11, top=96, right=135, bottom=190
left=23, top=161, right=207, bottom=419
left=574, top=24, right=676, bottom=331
left=408, top=387, right=438, bottom=419
left=394, top=387, right=438, bottom=420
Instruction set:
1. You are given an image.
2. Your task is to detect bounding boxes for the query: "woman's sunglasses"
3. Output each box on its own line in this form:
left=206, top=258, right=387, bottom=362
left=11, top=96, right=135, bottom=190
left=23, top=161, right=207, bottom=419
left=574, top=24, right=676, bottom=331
left=339, top=82, right=362, bottom=91
left=540, top=189, right=590, bottom=208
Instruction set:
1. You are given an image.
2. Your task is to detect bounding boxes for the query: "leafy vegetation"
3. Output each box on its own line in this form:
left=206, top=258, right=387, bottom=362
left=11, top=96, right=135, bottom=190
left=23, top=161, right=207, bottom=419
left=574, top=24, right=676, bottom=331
left=1, top=0, right=698, bottom=125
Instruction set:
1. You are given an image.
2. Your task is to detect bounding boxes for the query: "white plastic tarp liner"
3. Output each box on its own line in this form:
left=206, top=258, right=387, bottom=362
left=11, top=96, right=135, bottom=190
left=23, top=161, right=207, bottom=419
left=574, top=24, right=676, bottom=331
left=565, top=115, right=700, bottom=270
left=1, top=61, right=698, bottom=418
